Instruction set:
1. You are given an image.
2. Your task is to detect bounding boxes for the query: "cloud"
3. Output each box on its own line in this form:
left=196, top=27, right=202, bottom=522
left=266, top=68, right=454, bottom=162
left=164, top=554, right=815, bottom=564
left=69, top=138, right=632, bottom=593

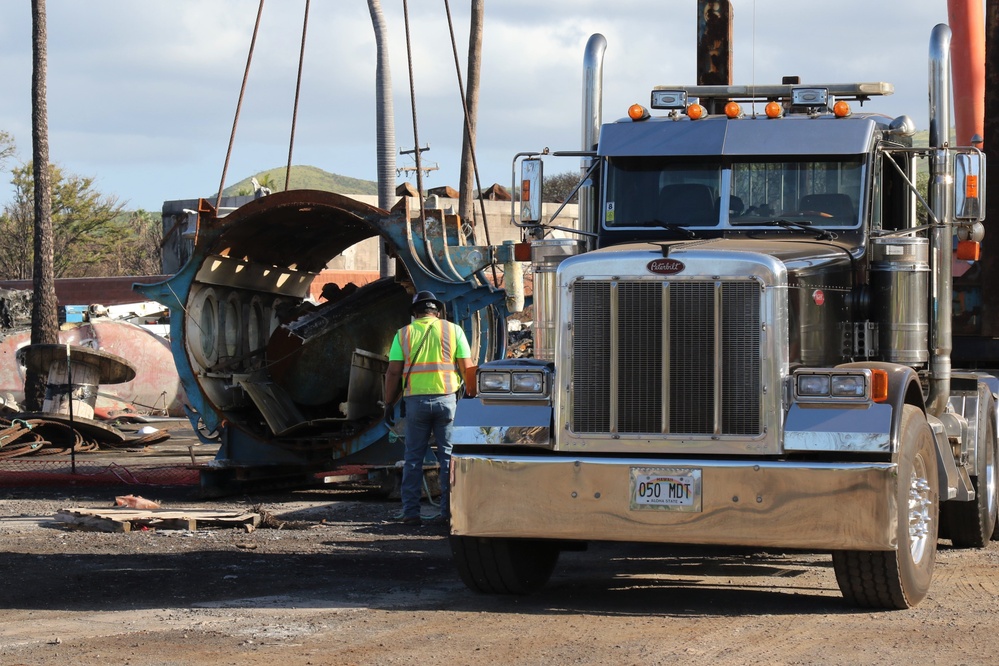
left=0, top=0, right=966, bottom=210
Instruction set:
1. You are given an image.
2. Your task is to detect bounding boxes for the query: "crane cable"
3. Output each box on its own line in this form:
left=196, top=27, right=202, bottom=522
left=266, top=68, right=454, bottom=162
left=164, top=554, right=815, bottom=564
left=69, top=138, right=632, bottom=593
left=442, top=0, right=499, bottom=287
left=402, top=0, right=457, bottom=281
left=217, top=0, right=265, bottom=212
left=401, top=0, right=427, bottom=230
left=285, top=0, right=311, bottom=191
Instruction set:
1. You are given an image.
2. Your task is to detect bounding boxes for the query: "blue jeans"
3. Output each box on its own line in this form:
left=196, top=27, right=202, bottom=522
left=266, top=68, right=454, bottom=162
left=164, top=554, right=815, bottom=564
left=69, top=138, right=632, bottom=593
left=402, top=393, right=456, bottom=520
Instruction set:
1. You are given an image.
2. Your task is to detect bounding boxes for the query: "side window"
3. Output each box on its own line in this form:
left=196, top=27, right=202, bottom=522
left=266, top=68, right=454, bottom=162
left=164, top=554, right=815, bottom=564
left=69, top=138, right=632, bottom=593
left=880, top=152, right=913, bottom=232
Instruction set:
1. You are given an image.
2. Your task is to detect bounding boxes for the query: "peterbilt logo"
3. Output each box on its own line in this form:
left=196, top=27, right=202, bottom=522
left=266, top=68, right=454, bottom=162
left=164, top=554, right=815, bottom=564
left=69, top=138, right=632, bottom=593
left=647, top=258, right=686, bottom=275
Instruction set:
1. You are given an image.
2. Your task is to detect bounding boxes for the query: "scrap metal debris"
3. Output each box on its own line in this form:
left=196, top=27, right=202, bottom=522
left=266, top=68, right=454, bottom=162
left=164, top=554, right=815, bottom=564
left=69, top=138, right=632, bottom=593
left=253, top=505, right=315, bottom=530
left=507, top=320, right=534, bottom=358
left=0, top=416, right=169, bottom=458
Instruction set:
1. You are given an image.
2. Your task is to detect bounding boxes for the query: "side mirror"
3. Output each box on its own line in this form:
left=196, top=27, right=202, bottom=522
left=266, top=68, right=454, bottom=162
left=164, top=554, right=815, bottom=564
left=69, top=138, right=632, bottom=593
left=520, top=158, right=543, bottom=224
left=954, top=150, right=986, bottom=222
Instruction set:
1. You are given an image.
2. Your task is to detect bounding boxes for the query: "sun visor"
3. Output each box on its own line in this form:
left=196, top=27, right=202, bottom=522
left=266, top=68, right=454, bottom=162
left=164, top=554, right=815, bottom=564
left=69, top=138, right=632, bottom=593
left=598, top=116, right=877, bottom=157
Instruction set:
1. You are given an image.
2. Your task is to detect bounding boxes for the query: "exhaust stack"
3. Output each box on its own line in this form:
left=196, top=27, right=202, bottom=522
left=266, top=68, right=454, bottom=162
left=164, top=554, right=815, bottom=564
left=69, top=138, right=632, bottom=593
left=579, top=34, right=606, bottom=242
left=926, top=23, right=954, bottom=416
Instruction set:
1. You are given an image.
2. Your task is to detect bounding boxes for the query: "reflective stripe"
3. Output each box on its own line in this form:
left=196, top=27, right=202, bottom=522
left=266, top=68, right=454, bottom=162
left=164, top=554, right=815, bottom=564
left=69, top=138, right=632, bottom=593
left=440, top=322, right=455, bottom=393
left=408, top=362, right=455, bottom=372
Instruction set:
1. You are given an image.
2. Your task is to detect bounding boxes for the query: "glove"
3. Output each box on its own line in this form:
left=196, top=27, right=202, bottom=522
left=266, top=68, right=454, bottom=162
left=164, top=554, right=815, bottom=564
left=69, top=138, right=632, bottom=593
left=381, top=401, right=395, bottom=426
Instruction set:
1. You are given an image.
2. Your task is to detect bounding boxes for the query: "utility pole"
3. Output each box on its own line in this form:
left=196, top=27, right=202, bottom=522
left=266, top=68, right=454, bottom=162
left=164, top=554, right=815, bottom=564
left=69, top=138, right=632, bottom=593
left=696, top=1, right=733, bottom=110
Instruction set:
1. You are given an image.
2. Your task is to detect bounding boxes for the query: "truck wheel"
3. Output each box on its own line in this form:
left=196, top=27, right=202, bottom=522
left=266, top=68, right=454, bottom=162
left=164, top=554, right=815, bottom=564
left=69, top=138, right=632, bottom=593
left=450, top=535, right=559, bottom=595
left=941, top=400, right=998, bottom=547
left=832, top=405, right=938, bottom=609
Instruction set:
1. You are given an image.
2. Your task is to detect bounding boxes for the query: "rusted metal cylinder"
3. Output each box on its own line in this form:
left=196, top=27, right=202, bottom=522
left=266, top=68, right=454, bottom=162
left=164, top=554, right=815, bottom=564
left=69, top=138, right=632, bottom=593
left=266, top=278, right=409, bottom=406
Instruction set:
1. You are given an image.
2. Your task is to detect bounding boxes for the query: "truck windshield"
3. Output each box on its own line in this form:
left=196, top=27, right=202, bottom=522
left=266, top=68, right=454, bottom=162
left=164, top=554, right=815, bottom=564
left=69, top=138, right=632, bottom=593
left=603, top=157, right=865, bottom=229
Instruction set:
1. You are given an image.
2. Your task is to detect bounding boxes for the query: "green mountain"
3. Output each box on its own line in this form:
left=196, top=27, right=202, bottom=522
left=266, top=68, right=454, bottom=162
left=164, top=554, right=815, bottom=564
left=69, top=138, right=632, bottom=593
left=220, top=165, right=378, bottom=197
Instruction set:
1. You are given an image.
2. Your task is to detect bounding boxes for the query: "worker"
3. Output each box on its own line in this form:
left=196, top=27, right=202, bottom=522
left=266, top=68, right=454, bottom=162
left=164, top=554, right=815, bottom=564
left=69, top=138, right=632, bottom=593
left=383, top=290, right=472, bottom=527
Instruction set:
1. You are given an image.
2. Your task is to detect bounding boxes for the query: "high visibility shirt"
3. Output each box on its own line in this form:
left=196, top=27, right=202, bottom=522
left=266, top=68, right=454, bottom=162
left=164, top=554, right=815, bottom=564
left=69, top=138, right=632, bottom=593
left=389, top=316, right=471, bottom=396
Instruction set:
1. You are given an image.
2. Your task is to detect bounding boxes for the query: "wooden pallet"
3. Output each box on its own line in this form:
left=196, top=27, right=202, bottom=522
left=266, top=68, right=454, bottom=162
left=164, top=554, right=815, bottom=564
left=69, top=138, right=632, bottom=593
left=54, top=507, right=261, bottom=533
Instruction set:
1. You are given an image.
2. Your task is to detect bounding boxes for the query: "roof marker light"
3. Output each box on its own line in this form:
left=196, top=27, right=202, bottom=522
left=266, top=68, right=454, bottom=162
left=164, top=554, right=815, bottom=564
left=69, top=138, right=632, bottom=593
left=833, top=100, right=852, bottom=118
left=724, top=101, right=743, bottom=118
left=765, top=101, right=783, bottom=118
left=628, top=103, right=650, bottom=121
left=686, top=103, right=706, bottom=120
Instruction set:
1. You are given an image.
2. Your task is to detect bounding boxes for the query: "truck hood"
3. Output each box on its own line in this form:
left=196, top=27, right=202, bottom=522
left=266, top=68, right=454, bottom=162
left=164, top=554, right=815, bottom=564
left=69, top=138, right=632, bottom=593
left=588, top=238, right=855, bottom=280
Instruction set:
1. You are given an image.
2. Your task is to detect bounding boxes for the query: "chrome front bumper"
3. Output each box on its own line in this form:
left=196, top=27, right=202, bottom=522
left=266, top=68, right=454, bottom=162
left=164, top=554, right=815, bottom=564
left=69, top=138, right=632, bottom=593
left=450, top=454, right=899, bottom=551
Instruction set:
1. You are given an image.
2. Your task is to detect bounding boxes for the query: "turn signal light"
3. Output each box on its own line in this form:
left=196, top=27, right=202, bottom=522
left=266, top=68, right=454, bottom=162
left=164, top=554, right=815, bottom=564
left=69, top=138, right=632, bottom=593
left=765, top=101, right=782, bottom=118
left=686, top=103, right=706, bottom=120
left=833, top=100, right=852, bottom=118
left=464, top=365, right=479, bottom=397
left=514, top=241, right=532, bottom=262
left=628, top=103, right=650, bottom=121
left=957, top=240, right=981, bottom=261
left=724, top=101, right=743, bottom=118
left=870, top=369, right=888, bottom=403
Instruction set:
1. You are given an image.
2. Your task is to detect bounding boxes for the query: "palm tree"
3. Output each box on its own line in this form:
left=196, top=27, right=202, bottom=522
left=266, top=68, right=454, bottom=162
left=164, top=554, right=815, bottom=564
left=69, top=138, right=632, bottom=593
left=458, top=0, right=484, bottom=226
left=367, top=0, right=396, bottom=278
left=0, top=130, right=14, bottom=167
left=25, top=0, right=58, bottom=411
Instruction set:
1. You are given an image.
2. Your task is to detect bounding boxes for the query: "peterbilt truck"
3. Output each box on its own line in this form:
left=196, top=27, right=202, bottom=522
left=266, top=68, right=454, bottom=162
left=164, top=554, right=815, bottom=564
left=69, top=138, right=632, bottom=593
left=448, top=24, right=996, bottom=609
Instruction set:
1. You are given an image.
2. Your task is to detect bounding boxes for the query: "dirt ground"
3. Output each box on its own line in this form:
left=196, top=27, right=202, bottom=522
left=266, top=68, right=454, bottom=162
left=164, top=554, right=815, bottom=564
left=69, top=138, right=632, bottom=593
left=2, top=483, right=998, bottom=666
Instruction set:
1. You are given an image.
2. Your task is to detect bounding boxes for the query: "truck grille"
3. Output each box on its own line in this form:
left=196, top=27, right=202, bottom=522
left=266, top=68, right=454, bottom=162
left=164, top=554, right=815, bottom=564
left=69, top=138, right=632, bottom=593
left=570, top=280, right=762, bottom=436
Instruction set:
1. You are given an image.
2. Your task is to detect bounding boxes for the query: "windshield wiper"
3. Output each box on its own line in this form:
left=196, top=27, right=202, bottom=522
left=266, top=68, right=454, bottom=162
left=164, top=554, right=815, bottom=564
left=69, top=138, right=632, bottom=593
left=638, top=220, right=697, bottom=239
left=731, top=218, right=837, bottom=241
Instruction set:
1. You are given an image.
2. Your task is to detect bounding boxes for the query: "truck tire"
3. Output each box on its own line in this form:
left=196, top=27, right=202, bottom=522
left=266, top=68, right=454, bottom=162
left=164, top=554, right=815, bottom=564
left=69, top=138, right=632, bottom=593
left=450, top=535, right=559, bottom=595
left=940, top=400, right=998, bottom=547
left=832, top=405, right=938, bottom=609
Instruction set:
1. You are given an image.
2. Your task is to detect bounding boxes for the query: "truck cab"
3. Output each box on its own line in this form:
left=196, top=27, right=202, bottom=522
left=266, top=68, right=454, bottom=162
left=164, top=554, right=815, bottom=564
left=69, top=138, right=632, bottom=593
left=449, top=25, right=996, bottom=610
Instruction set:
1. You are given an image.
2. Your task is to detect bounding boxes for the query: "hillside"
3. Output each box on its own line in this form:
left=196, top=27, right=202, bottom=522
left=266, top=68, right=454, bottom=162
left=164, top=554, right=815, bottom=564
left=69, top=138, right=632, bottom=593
left=220, top=165, right=378, bottom=197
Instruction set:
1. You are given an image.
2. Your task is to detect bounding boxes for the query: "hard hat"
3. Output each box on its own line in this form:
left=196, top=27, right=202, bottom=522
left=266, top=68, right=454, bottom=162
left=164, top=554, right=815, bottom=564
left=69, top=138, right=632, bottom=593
left=411, top=290, right=446, bottom=315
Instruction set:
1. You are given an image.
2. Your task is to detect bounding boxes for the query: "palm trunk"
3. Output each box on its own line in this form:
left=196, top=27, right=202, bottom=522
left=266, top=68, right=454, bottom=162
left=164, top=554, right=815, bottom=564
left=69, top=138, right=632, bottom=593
left=25, top=0, right=58, bottom=410
left=458, top=0, right=484, bottom=226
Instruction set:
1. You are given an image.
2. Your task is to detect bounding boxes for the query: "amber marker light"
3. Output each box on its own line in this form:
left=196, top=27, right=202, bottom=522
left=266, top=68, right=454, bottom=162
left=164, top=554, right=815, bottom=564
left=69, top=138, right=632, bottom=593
left=833, top=100, right=852, bottom=117
left=464, top=365, right=479, bottom=398
left=871, top=369, right=889, bottom=403
left=628, top=103, right=650, bottom=121
left=686, top=103, right=706, bottom=120
left=765, top=101, right=782, bottom=118
left=724, top=101, right=743, bottom=118
left=957, top=240, right=981, bottom=261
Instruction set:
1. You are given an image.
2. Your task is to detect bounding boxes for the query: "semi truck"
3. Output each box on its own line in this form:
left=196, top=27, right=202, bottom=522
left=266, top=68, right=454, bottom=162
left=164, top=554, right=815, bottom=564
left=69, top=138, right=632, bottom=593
left=448, top=23, right=996, bottom=609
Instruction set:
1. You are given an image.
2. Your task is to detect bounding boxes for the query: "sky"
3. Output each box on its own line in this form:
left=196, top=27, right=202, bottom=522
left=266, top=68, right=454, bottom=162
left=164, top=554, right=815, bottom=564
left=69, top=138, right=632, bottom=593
left=0, top=1, right=966, bottom=213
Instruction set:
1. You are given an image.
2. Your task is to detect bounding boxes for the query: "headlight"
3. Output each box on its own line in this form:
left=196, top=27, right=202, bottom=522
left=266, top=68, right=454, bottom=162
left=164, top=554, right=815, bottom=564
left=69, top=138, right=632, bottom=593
left=478, top=371, right=511, bottom=393
left=512, top=372, right=544, bottom=393
left=477, top=366, right=550, bottom=400
left=831, top=375, right=865, bottom=397
left=797, top=374, right=831, bottom=396
left=794, top=370, right=876, bottom=402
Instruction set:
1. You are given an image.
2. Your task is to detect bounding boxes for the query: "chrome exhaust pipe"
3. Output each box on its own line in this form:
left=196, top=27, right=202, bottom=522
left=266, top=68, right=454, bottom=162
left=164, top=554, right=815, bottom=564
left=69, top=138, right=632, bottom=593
left=579, top=34, right=606, bottom=243
left=926, top=23, right=954, bottom=416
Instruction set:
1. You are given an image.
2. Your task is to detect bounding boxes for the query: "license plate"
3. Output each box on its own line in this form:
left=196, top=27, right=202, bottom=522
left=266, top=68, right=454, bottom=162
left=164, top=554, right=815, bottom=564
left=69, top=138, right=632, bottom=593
left=630, top=467, right=702, bottom=512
